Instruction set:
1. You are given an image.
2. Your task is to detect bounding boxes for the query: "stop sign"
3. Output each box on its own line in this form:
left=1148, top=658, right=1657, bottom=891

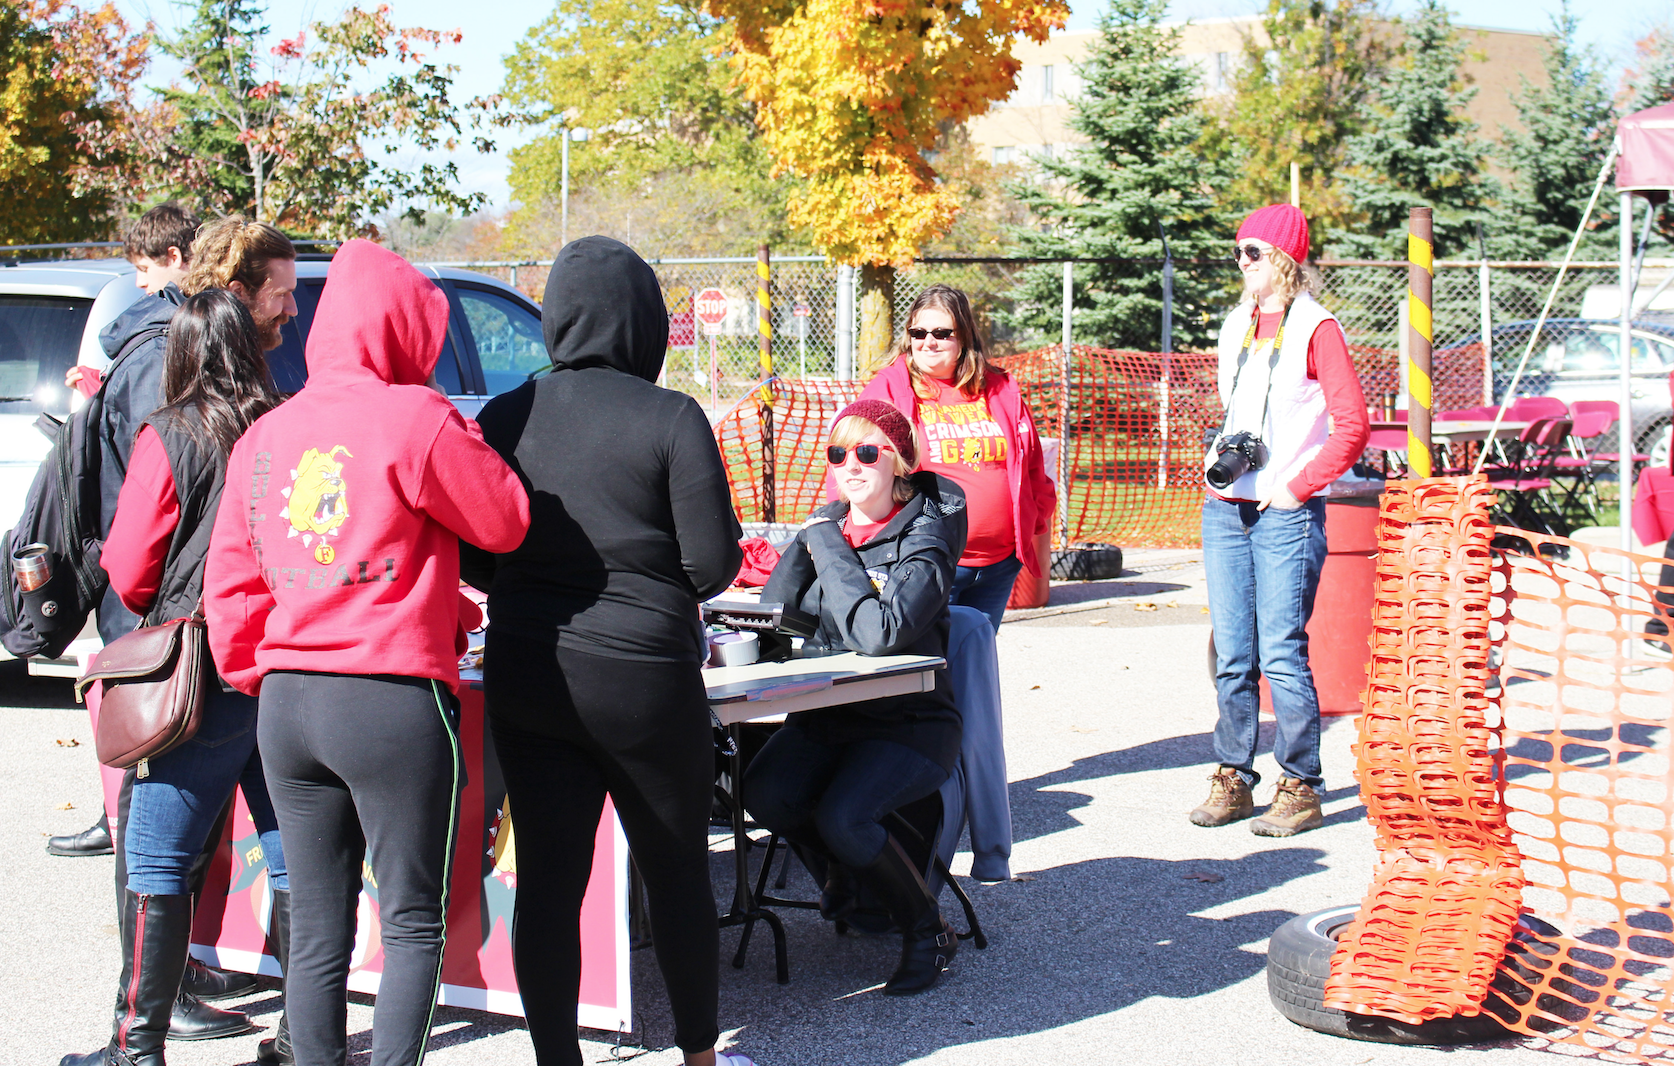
left=694, top=288, right=729, bottom=328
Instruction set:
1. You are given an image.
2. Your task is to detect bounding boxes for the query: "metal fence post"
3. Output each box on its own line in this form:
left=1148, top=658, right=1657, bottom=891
left=1059, top=261, right=1072, bottom=548
left=758, top=245, right=775, bottom=523
left=1407, top=207, right=1435, bottom=476
left=1477, top=223, right=1492, bottom=406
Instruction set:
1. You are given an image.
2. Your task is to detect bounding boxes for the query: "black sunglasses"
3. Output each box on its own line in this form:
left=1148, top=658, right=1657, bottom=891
left=1232, top=243, right=1268, bottom=263
left=907, top=327, right=957, bottom=341
left=827, top=443, right=891, bottom=466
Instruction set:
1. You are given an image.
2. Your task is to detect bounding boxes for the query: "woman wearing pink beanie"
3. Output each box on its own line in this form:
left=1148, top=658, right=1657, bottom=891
left=1190, top=204, right=1369, bottom=837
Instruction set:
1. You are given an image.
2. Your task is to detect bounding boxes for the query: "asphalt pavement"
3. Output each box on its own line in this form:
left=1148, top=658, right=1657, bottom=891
left=2, top=550, right=1564, bottom=1065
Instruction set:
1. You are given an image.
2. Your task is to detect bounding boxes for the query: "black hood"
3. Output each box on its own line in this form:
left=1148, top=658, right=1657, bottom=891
left=541, top=237, right=667, bottom=382
left=97, top=283, right=184, bottom=359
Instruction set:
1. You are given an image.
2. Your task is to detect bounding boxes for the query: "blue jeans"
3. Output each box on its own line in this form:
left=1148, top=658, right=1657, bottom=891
left=1202, top=496, right=1327, bottom=788
left=743, top=725, right=949, bottom=868
left=125, top=683, right=287, bottom=895
left=951, top=553, right=1024, bottom=633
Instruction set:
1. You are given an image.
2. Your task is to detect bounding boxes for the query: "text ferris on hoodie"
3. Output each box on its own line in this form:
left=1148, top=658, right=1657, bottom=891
left=204, top=240, right=531, bottom=695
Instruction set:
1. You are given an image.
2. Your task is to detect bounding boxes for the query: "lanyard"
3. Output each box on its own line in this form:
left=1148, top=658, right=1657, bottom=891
left=1219, top=301, right=1291, bottom=440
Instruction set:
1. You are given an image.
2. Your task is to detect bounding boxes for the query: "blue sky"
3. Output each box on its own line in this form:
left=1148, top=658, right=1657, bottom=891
left=112, top=0, right=1671, bottom=212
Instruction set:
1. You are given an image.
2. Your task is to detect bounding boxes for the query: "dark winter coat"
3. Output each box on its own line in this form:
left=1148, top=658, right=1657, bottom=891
left=761, top=472, right=969, bottom=770
left=140, top=407, right=226, bottom=626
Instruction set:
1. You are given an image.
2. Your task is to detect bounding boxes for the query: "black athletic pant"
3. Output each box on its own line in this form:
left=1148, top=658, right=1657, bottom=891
left=258, top=672, right=462, bottom=1066
left=485, top=632, right=719, bottom=1065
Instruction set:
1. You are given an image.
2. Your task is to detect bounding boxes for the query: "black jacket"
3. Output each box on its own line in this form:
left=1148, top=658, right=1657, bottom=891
left=462, top=236, right=742, bottom=663
left=95, top=283, right=183, bottom=641
left=761, top=472, right=968, bottom=770
left=139, top=407, right=225, bottom=626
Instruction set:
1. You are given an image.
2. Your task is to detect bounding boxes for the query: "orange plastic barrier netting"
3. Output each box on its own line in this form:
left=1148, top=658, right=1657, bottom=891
left=1485, top=530, right=1674, bottom=1061
left=1325, top=476, right=1527, bottom=1024
left=714, top=345, right=1489, bottom=543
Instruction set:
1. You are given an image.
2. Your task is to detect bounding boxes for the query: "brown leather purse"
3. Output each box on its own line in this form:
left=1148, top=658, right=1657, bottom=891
left=78, top=605, right=209, bottom=778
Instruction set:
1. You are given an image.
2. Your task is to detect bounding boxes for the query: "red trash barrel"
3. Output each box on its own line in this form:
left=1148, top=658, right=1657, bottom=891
left=1259, top=496, right=1379, bottom=717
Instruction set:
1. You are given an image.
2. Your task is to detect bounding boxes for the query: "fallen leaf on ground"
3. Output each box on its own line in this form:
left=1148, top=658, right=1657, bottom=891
left=1184, top=871, right=1224, bottom=883
left=55, top=738, right=80, bottom=747
left=1029, top=684, right=1040, bottom=690
left=55, top=802, right=75, bottom=810
left=1134, top=602, right=1158, bottom=612
left=1089, top=618, right=1109, bottom=626
left=1165, top=601, right=1178, bottom=608
left=1200, top=606, right=1210, bottom=613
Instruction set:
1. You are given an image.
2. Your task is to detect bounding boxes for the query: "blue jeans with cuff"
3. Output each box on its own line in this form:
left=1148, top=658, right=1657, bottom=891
left=125, top=683, right=287, bottom=895
left=951, top=552, right=1024, bottom=633
left=1202, top=495, right=1327, bottom=789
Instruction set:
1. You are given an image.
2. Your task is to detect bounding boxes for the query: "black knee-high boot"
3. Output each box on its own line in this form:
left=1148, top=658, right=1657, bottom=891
left=857, top=835, right=957, bottom=996
left=60, top=892, right=192, bottom=1066
left=255, top=889, right=292, bottom=1065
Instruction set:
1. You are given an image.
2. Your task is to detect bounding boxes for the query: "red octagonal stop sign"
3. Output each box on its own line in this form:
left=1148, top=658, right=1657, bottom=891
left=694, top=288, right=728, bottom=327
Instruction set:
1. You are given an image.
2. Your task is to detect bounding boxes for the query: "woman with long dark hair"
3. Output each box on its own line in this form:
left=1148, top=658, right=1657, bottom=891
left=850, top=284, right=1054, bottom=630
left=62, top=289, right=290, bottom=1066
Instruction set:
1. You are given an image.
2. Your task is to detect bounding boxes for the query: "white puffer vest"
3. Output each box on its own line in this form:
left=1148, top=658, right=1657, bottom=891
left=1204, top=292, right=1338, bottom=501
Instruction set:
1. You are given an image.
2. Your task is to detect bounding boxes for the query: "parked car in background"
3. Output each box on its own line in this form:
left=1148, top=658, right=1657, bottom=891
left=0, top=255, right=549, bottom=537
left=1439, top=319, right=1674, bottom=468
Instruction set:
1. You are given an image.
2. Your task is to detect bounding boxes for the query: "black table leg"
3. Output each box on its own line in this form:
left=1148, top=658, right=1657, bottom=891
left=716, top=721, right=789, bottom=983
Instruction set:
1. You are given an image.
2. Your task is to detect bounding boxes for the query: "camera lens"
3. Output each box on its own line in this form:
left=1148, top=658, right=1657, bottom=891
left=1205, top=451, right=1252, bottom=490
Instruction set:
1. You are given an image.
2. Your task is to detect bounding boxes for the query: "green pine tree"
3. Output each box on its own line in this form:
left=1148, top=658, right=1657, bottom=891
left=1199, top=0, right=1392, bottom=245
left=1331, top=0, right=1495, bottom=259
left=1626, top=27, right=1674, bottom=112
left=1002, top=0, right=1232, bottom=351
left=1497, top=2, right=1616, bottom=257
left=156, top=0, right=274, bottom=216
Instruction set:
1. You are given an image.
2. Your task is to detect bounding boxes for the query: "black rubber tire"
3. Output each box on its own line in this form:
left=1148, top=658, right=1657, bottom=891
left=1267, top=906, right=1513, bottom=1045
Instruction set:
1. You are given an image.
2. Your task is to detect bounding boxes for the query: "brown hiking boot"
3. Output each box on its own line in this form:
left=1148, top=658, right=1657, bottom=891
left=1189, top=767, right=1254, bottom=827
left=1251, top=777, right=1323, bottom=837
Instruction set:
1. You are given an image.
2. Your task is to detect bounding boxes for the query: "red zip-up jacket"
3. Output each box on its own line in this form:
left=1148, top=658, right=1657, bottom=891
left=205, top=240, right=530, bottom=695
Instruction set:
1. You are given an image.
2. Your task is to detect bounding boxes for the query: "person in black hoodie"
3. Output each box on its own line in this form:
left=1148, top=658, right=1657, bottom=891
left=742, top=398, right=969, bottom=996
left=462, top=237, right=750, bottom=1066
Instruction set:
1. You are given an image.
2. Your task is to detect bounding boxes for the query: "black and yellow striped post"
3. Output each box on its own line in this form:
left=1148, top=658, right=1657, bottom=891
left=757, top=244, right=776, bottom=522
left=1407, top=207, right=1434, bottom=476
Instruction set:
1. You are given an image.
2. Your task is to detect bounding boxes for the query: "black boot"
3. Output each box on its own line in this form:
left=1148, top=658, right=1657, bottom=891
left=255, top=888, right=292, bottom=1065
left=182, top=957, right=257, bottom=1001
left=169, top=988, right=252, bottom=1041
left=48, top=813, right=114, bottom=857
left=60, top=892, right=193, bottom=1066
left=859, top=835, right=957, bottom=996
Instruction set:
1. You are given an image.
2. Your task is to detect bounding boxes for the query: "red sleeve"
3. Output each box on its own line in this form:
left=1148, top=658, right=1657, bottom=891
left=415, top=409, right=531, bottom=553
left=1018, top=401, right=1057, bottom=535
left=75, top=366, right=103, bottom=398
left=1288, top=320, right=1370, bottom=501
left=204, top=444, right=275, bottom=696
left=103, top=426, right=179, bottom=616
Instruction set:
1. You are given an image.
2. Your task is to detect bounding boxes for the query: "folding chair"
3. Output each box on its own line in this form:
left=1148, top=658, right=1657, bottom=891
left=1486, top=418, right=1573, bottom=537
left=1551, top=400, right=1619, bottom=522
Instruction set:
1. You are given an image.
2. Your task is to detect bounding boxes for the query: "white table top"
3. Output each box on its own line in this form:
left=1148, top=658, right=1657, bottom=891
left=1370, top=419, right=1531, bottom=444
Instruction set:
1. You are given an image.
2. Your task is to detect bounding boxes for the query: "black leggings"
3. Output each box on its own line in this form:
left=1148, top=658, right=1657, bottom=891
left=485, top=632, right=719, bottom=1064
left=258, top=672, right=462, bottom=1066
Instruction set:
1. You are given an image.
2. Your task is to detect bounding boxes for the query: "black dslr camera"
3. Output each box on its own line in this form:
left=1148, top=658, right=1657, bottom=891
left=1205, top=431, right=1269, bottom=490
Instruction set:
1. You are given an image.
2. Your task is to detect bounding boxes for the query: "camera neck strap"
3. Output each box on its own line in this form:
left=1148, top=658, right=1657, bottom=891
left=1220, top=300, right=1292, bottom=440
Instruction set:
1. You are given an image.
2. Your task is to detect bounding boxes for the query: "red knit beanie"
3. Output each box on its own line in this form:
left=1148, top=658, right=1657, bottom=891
left=1236, top=204, right=1310, bottom=264
left=833, top=398, right=917, bottom=465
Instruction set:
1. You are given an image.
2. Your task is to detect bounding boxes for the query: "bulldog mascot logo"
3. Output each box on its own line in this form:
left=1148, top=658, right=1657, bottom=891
left=282, top=446, right=352, bottom=563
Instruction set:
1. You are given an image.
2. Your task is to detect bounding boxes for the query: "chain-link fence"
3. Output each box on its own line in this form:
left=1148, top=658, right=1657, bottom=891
left=448, top=255, right=1666, bottom=427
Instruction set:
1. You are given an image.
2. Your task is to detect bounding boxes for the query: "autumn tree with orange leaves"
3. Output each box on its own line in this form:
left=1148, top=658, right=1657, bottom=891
left=0, top=0, right=157, bottom=244
left=706, top=0, right=1068, bottom=370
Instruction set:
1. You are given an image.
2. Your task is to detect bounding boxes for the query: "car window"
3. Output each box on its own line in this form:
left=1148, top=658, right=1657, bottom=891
left=266, top=281, right=324, bottom=393
left=269, top=281, right=464, bottom=394
left=456, top=286, right=548, bottom=395
left=0, top=295, right=92, bottom=414
left=1553, top=329, right=1668, bottom=374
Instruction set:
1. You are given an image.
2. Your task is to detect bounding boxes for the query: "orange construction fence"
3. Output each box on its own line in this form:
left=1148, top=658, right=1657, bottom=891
left=713, top=344, right=1487, bottom=545
left=1324, top=477, right=1674, bottom=1062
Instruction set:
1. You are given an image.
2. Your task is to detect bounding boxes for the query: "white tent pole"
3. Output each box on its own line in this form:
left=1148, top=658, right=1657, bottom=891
left=1473, top=144, right=1620, bottom=475
left=1621, top=188, right=1636, bottom=557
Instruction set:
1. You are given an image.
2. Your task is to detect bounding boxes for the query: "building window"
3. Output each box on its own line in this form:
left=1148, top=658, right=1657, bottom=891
left=993, top=145, right=1014, bottom=165
left=1215, top=52, right=1230, bottom=92
left=1041, top=65, right=1055, bottom=101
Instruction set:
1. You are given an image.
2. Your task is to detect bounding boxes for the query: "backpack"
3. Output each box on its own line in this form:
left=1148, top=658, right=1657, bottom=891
left=0, top=325, right=168, bottom=659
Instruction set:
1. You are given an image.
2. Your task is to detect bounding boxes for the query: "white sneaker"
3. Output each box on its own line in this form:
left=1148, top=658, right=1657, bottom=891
left=717, top=1054, right=756, bottom=1066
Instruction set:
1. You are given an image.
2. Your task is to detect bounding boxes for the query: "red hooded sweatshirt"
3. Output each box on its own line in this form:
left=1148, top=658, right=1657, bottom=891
left=205, top=240, right=531, bottom=695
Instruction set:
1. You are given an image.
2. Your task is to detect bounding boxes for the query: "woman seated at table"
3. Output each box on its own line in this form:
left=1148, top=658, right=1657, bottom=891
left=744, top=398, right=969, bottom=996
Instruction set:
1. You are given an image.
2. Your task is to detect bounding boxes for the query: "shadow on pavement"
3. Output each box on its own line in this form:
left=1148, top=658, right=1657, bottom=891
left=0, top=658, right=79, bottom=709
left=626, top=845, right=1330, bottom=1065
